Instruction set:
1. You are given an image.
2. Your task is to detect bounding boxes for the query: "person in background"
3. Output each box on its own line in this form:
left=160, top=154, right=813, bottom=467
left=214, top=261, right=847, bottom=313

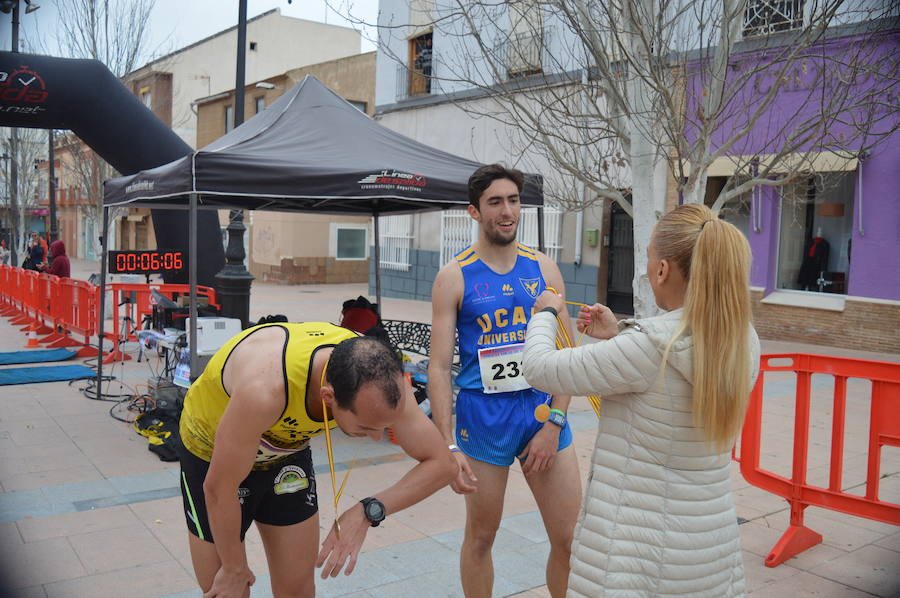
left=522, top=203, right=760, bottom=597
left=40, top=240, right=70, bottom=278
left=0, top=240, right=9, bottom=266
left=24, top=232, right=45, bottom=271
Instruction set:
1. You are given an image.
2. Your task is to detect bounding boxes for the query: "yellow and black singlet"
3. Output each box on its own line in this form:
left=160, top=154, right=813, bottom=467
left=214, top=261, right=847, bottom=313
left=179, top=322, right=357, bottom=469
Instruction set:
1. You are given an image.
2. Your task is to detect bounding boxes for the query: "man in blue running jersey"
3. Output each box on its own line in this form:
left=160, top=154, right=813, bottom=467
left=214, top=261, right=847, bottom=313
left=429, top=164, right=581, bottom=598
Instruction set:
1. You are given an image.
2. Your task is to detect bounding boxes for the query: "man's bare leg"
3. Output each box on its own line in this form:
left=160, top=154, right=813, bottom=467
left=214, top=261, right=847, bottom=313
left=461, top=458, right=510, bottom=598
left=257, top=515, right=319, bottom=598
left=523, top=445, right=581, bottom=598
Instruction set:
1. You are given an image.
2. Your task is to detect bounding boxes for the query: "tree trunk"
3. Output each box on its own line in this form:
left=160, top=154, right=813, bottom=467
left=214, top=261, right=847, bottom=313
left=628, top=78, right=669, bottom=318
left=681, top=171, right=707, bottom=206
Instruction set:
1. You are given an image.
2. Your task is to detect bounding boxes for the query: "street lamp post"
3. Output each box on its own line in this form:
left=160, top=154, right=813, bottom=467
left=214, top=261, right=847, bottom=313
left=3, top=0, right=21, bottom=265
left=0, top=152, right=13, bottom=265
left=214, top=0, right=254, bottom=328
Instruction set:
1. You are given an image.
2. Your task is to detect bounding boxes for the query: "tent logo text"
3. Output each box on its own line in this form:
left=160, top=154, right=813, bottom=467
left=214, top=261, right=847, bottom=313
left=126, top=180, right=155, bottom=194
left=358, top=170, right=427, bottom=191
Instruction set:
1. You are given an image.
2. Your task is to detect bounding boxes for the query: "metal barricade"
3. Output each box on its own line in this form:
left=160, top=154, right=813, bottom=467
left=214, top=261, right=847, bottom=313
left=102, top=283, right=220, bottom=364
left=739, top=353, right=900, bottom=567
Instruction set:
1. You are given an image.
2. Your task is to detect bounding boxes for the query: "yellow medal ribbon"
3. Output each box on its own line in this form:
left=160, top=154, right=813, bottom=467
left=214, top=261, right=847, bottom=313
left=320, top=358, right=354, bottom=539
left=543, top=287, right=602, bottom=418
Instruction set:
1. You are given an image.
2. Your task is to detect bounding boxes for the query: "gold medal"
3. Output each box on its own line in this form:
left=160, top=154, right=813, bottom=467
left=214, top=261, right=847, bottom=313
left=534, top=403, right=551, bottom=423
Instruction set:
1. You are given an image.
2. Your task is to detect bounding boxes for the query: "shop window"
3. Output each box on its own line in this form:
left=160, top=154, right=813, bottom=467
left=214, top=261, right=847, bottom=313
left=707, top=176, right=751, bottom=239
left=776, top=173, right=853, bottom=294
left=332, top=224, right=368, bottom=260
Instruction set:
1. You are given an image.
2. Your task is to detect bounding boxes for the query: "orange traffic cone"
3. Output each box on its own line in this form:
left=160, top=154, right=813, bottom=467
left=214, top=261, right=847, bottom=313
left=25, top=322, right=41, bottom=348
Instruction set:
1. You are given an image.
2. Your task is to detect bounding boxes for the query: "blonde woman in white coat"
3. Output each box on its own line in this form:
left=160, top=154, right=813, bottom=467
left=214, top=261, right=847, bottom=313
left=523, top=204, right=760, bottom=598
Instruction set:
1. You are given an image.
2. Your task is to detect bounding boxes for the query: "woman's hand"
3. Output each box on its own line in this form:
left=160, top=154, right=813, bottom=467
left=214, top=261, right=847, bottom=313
left=577, top=303, right=619, bottom=340
left=534, top=290, right=565, bottom=315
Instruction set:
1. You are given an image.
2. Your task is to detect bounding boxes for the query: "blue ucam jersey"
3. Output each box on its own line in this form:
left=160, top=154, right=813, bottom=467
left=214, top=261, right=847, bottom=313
left=455, top=243, right=546, bottom=393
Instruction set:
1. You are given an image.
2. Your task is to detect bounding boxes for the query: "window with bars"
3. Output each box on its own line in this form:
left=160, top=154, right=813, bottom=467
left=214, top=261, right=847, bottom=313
left=743, top=0, right=804, bottom=37
left=379, top=214, right=414, bottom=270
left=439, top=207, right=562, bottom=264
left=504, top=0, right=545, bottom=78
left=519, top=207, right=562, bottom=262
left=441, top=210, right=477, bottom=265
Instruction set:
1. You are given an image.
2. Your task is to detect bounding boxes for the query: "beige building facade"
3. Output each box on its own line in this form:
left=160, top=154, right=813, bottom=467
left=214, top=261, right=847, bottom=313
left=39, top=8, right=363, bottom=260
left=129, top=8, right=362, bottom=149
left=195, top=52, right=377, bottom=285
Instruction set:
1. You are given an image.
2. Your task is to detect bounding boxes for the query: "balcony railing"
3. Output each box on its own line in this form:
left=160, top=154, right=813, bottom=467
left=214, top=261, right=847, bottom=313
left=396, top=62, right=433, bottom=102
left=743, top=0, right=804, bottom=37
left=498, top=28, right=552, bottom=79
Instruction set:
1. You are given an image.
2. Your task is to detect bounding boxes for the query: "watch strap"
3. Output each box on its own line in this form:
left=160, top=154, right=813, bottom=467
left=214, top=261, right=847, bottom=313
left=547, top=408, right=567, bottom=427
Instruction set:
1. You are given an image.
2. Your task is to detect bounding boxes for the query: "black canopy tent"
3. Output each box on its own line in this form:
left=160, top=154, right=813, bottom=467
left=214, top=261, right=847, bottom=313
left=100, top=75, right=545, bottom=390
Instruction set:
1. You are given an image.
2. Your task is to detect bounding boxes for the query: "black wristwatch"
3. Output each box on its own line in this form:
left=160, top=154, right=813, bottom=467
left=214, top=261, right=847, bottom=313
left=539, top=306, right=558, bottom=316
left=360, top=497, right=386, bottom=527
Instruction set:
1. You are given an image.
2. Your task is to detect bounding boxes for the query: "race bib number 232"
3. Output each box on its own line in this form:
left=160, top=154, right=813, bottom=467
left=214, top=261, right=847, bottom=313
left=478, top=343, right=530, bottom=394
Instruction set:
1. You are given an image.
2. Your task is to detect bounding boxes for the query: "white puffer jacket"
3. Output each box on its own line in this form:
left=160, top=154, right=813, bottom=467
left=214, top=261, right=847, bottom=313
left=523, top=308, right=759, bottom=598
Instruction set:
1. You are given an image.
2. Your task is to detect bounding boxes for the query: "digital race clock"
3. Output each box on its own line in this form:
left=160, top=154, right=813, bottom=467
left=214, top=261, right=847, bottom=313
left=108, top=250, right=187, bottom=275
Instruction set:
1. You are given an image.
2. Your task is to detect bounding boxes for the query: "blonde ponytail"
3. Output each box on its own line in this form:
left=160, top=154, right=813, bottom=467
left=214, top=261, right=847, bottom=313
left=654, top=204, right=752, bottom=451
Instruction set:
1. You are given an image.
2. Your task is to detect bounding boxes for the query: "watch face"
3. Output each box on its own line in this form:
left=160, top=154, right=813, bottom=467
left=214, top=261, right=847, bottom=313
left=549, top=411, right=566, bottom=427
left=366, top=500, right=385, bottom=521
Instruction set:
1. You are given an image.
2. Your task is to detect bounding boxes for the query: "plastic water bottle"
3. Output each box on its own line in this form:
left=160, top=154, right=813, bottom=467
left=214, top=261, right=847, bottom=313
left=419, top=398, right=432, bottom=418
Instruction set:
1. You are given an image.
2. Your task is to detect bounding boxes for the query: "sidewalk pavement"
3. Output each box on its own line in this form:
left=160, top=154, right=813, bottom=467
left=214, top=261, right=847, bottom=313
left=1, top=267, right=898, bottom=598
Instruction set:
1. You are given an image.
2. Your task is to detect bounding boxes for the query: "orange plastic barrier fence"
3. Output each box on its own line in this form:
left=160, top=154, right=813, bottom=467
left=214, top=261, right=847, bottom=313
left=0, top=266, right=98, bottom=354
left=739, top=353, right=900, bottom=567
left=102, top=282, right=219, bottom=363
left=0, top=266, right=219, bottom=360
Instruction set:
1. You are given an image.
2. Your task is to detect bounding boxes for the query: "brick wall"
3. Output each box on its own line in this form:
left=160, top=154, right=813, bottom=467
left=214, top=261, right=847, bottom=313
left=253, top=257, right=367, bottom=285
left=751, top=291, right=900, bottom=353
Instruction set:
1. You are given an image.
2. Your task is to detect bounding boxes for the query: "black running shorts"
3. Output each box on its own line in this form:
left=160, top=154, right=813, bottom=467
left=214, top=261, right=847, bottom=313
left=177, top=443, right=318, bottom=543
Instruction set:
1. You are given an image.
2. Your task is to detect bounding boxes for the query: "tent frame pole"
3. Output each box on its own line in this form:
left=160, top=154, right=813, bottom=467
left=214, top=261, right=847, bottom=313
left=372, top=200, right=382, bottom=315
left=537, top=206, right=545, bottom=253
left=95, top=206, right=110, bottom=399
left=189, top=193, right=198, bottom=381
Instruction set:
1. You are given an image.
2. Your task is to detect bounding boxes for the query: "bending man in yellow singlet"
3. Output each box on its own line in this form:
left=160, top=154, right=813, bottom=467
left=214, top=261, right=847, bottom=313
left=177, top=322, right=457, bottom=598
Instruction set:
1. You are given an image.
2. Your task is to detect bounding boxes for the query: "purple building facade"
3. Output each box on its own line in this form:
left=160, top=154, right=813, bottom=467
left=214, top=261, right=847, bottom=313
left=690, top=28, right=899, bottom=351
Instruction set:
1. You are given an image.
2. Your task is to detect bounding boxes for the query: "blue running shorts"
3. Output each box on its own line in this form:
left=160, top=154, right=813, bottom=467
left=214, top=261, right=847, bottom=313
left=454, top=387, right=573, bottom=467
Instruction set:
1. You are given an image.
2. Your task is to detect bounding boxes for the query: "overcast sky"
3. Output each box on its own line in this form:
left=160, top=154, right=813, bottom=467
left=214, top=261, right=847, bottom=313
left=3, top=0, right=379, bottom=62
